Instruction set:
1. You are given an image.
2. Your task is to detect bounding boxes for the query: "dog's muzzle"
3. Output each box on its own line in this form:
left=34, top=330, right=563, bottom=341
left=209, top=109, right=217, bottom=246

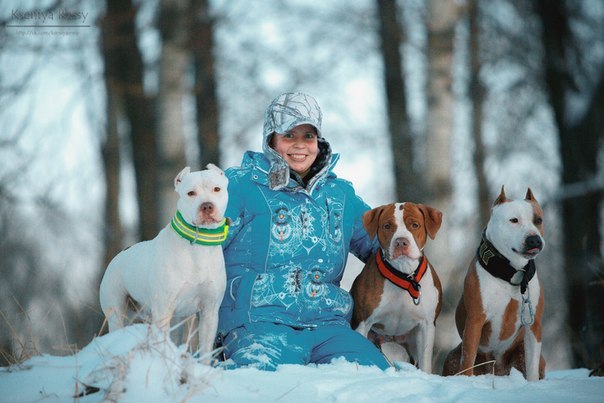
left=524, top=235, right=543, bottom=254
left=196, top=202, right=220, bottom=225
left=514, top=235, right=543, bottom=258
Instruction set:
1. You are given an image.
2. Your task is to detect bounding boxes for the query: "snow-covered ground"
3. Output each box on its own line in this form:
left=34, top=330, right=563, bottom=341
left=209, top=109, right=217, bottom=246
left=1, top=324, right=602, bottom=402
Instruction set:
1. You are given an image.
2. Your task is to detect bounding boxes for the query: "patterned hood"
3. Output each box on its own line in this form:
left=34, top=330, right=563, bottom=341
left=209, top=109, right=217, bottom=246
left=262, top=92, right=332, bottom=190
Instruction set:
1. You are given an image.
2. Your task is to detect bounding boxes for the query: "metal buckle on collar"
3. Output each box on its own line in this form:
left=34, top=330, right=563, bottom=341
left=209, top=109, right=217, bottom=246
left=521, top=287, right=535, bottom=326
left=413, top=284, right=422, bottom=306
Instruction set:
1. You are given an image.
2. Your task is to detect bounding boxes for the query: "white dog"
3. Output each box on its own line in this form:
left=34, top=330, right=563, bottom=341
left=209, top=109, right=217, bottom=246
left=99, top=164, right=229, bottom=364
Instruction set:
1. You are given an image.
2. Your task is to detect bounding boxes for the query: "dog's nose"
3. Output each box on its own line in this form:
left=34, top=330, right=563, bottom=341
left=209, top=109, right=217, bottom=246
left=200, top=202, right=214, bottom=214
left=525, top=235, right=543, bottom=250
left=391, top=237, right=417, bottom=259
left=395, top=237, right=410, bottom=249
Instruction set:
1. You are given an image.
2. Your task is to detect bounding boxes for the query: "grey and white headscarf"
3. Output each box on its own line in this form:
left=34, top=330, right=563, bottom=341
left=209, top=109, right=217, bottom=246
left=262, top=92, right=332, bottom=190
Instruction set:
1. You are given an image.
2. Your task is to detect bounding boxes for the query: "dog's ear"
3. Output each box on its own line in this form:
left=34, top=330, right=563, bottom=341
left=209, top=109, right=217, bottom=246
left=494, top=185, right=508, bottom=206
left=525, top=187, right=537, bottom=202
left=362, top=206, right=383, bottom=239
left=174, top=167, right=191, bottom=190
left=206, top=163, right=224, bottom=176
left=418, top=204, right=443, bottom=240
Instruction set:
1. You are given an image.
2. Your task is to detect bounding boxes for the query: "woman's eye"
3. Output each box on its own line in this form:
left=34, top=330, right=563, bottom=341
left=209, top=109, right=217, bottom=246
left=510, top=218, right=519, bottom=223
left=213, top=187, right=221, bottom=192
left=187, top=191, right=196, bottom=197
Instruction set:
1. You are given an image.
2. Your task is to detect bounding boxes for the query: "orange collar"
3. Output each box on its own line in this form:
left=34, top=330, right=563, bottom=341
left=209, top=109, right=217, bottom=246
left=376, top=249, right=428, bottom=304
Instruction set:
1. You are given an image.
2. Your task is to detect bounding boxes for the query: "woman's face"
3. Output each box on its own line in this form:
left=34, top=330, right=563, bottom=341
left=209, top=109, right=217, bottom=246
left=271, top=124, right=319, bottom=178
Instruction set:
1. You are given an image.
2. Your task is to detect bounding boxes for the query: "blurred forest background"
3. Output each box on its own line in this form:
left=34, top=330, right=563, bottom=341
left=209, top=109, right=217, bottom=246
left=1, top=0, right=602, bottom=374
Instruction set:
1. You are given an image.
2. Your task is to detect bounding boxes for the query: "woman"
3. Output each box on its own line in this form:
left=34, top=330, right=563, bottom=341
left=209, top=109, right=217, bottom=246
left=218, top=92, right=390, bottom=370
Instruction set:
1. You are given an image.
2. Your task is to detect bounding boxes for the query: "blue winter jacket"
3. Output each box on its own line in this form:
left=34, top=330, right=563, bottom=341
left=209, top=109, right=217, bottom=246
left=218, top=151, right=377, bottom=336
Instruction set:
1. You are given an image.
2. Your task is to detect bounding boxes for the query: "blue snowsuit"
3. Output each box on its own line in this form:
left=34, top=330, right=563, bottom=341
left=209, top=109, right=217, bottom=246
left=218, top=92, right=390, bottom=371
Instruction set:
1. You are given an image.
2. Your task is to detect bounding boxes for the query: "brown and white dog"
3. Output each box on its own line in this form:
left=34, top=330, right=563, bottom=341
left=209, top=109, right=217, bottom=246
left=350, top=202, right=443, bottom=373
left=442, top=187, right=546, bottom=380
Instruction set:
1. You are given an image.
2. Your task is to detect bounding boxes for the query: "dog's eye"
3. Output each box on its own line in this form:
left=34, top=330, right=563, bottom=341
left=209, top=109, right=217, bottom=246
left=509, top=218, right=519, bottom=224
left=534, top=216, right=543, bottom=225
left=383, top=223, right=391, bottom=230
left=213, top=187, right=221, bottom=192
left=187, top=191, right=196, bottom=197
left=411, top=222, right=420, bottom=230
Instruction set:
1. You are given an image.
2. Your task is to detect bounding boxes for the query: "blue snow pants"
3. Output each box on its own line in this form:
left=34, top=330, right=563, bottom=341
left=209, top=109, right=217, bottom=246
left=222, top=322, right=391, bottom=371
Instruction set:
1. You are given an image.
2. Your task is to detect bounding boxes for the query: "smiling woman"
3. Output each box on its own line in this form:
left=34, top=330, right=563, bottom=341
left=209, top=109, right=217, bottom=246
left=216, top=91, right=390, bottom=371
left=269, top=124, right=319, bottom=179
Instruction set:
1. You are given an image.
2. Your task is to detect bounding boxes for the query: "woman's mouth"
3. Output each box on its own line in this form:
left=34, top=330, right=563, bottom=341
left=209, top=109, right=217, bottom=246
left=288, top=153, right=308, bottom=162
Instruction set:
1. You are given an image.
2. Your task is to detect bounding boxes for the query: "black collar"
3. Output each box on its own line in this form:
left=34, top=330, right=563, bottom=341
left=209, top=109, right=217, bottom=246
left=477, top=231, right=536, bottom=294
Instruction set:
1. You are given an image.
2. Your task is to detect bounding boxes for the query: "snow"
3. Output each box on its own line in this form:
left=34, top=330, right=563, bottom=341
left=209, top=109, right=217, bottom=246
left=1, top=324, right=603, bottom=402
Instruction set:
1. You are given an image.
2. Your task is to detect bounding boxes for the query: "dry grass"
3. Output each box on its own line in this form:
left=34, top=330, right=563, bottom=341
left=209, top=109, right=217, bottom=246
left=0, top=303, right=41, bottom=366
left=2, top=302, right=223, bottom=401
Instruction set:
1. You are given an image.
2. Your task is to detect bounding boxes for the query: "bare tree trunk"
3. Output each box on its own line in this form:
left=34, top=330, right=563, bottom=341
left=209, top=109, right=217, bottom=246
left=426, top=0, right=457, bottom=205
left=468, top=0, right=490, bottom=228
left=376, top=0, right=423, bottom=202
left=157, top=0, right=190, bottom=223
left=100, top=80, right=124, bottom=271
left=190, top=0, right=221, bottom=168
left=425, top=0, right=459, bottom=372
left=568, top=71, right=604, bottom=371
left=102, top=0, right=160, bottom=241
left=537, top=0, right=604, bottom=370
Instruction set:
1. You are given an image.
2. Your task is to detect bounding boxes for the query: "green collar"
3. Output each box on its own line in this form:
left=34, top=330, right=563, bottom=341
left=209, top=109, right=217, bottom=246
left=170, top=211, right=229, bottom=245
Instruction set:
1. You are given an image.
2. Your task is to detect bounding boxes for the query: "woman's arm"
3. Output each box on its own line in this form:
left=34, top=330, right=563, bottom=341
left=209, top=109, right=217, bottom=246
left=347, top=186, right=379, bottom=263
left=222, top=168, right=247, bottom=250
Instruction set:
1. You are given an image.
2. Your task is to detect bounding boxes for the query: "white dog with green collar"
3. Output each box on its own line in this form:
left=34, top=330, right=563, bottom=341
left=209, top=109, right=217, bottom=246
left=99, top=164, right=229, bottom=364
